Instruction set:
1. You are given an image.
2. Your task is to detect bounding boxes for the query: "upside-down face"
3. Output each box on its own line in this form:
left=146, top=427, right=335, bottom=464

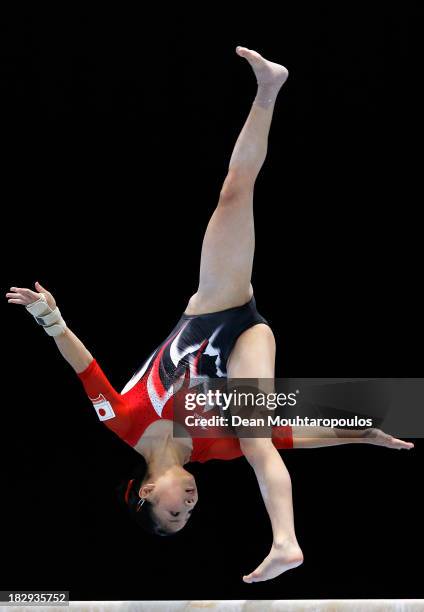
left=143, top=468, right=198, bottom=533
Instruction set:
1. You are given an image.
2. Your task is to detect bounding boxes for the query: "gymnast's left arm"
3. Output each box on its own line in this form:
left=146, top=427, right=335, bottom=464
left=290, top=426, right=414, bottom=450
left=7, top=281, right=134, bottom=442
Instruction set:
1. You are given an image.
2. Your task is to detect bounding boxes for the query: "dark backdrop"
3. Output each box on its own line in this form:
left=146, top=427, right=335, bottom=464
left=1, top=4, right=423, bottom=601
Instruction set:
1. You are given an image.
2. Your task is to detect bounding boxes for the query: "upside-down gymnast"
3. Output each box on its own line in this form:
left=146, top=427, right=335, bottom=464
left=6, top=46, right=414, bottom=583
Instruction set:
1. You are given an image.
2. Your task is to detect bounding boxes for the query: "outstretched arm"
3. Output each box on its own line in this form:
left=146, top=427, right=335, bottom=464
left=6, top=282, right=93, bottom=373
left=291, top=426, right=414, bottom=450
left=236, top=422, right=413, bottom=584
left=6, top=281, right=135, bottom=442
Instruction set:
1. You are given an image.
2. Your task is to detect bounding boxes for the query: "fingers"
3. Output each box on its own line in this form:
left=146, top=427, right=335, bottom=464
left=7, top=288, right=39, bottom=298
left=35, top=281, right=48, bottom=293
left=393, top=438, right=414, bottom=450
left=384, top=435, right=414, bottom=450
left=34, top=281, right=54, bottom=303
left=35, top=281, right=52, bottom=298
left=34, top=281, right=56, bottom=309
left=11, top=287, right=39, bottom=298
left=6, top=286, right=41, bottom=305
left=6, top=282, right=57, bottom=311
left=376, top=430, right=414, bottom=451
left=6, top=290, right=27, bottom=303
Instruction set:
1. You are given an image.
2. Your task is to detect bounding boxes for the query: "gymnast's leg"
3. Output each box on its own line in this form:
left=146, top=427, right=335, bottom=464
left=185, top=46, right=288, bottom=315
left=227, top=325, right=303, bottom=583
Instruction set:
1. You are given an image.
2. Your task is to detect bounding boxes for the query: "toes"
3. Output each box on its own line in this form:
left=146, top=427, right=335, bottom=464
left=243, top=570, right=261, bottom=583
left=236, top=46, right=261, bottom=60
left=236, top=46, right=249, bottom=56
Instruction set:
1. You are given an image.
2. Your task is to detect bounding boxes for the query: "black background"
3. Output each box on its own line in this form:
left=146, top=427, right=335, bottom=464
left=1, top=4, right=423, bottom=602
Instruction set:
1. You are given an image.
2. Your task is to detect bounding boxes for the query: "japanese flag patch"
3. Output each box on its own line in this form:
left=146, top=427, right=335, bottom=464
left=90, top=394, right=116, bottom=421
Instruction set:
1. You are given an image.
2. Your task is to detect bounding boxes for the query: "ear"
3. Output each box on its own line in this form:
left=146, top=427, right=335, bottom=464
left=139, top=483, right=155, bottom=498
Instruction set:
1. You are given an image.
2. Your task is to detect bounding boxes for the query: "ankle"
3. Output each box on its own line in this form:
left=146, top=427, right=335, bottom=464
left=272, top=536, right=301, bottom=552
left=254, top=83, right=280, bottom=109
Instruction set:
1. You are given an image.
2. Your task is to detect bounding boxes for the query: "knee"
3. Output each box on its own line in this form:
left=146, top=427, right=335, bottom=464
left=239, top=438, right=274, bottom=465
left=219, top=169, right=254, bottom=205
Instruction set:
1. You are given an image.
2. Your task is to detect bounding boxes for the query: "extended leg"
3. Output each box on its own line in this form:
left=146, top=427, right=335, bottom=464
left=186, top=47, right=288, bottom=315
left=227, top=324, right=303, bottom=583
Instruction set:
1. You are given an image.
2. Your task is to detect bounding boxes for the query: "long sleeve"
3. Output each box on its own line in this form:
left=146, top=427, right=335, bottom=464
left=77, top=359, right=134, bottom=442
left=192, top=426, right=293, bottom=462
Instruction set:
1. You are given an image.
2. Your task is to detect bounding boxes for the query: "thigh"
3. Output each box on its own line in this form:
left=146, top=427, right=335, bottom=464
left=226, top=323, right=276, bottom=439
left=227, top=323, right=276, bottom=379
left=188, top=172, right=256, bottom=314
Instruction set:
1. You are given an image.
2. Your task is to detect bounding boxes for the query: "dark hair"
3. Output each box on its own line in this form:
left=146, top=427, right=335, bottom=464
left=117, top=457, right=175, bottom=537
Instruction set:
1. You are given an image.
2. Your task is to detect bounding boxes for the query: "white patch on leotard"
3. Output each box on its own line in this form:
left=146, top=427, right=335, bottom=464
left=147, top=374, right=175, bottom=418
left=190, top=324, right=226, bottom=413
left=202, top=325, right=226, bottom=378
left=169, top=322, right=202, bottom=367
left=120, top=322, right=226, bottom=417
left=120, top=350, right=156, bottom=394
left=91, top=394, right=116, bottom=421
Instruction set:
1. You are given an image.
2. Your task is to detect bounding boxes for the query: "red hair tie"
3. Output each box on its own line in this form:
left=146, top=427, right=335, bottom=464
left=124, top=478, right=135, bottom=505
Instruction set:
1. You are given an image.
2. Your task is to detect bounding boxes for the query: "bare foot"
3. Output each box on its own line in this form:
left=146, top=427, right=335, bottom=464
left=242, top=540, right=303, bottom=584
left=236, top=46, right=288, bottom=107
left=365, top=428, right=414, bottom=450
left=236, top=46, right=288, bottom=87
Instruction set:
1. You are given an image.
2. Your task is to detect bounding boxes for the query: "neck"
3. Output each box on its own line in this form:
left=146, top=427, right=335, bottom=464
left=141, top=432, right=191, bottom=479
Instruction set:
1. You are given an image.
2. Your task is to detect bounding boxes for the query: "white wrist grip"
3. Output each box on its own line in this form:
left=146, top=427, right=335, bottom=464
left=26, top=294, right=67, bottom=337
left=26, top=294, right=49, bottom=317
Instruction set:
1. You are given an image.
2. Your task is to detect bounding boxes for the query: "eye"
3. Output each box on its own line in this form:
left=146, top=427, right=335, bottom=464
left=170, top=511, right=180, bottom=517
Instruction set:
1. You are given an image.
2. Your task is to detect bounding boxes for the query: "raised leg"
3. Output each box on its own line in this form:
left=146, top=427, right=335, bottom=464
left=186, top=47, right=289, bottom=315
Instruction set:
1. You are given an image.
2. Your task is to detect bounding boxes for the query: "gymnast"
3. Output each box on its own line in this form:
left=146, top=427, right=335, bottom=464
left=6, top=46, right=413, bottom=584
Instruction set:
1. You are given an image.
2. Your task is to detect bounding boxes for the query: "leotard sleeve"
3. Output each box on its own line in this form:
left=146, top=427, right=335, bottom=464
left=77, top=359, right=133, bottom=441
left=193, top=425, right=293, bottom=462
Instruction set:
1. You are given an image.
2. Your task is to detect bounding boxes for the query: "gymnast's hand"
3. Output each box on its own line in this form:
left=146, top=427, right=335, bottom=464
left=6, top=282, right=93, bottom=372
left=6, top=281, right=57, bottom=309
left=364, top=427, right=414, bottom=450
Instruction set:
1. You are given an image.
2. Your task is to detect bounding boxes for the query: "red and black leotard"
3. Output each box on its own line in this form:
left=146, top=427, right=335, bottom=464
left=77, top=297, right=293, bottom=461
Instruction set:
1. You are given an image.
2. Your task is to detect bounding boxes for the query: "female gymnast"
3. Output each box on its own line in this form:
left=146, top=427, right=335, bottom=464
left=6, top=46, right=413, bottom=584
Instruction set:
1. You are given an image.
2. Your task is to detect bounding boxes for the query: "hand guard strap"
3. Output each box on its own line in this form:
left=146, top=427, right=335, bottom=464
left=25, top=294, right=67, bottom=337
